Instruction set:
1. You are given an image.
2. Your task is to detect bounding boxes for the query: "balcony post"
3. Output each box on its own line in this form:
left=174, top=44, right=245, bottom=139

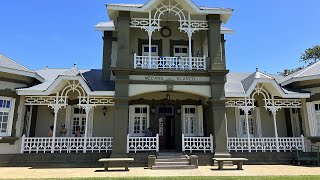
left=148, top=12, right=152, bottom=69
left=270, top=96, right=280, bottom=152
left=188, top=13, right=192, bottom=70
left=83, top=101, right=94, bottom=153
left=244, top=98, right=251, bottom=152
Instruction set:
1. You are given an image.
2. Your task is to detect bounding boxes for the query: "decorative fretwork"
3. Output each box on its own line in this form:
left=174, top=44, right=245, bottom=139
left=78, top=96, right=114, bottom=106
left=21, top=135, right=113, bottom=153
left=130, top=18, right=161, bottom=34
left=127, top=134, right=159, bottom=153
left=25, top=96, right=68, bottom=106
left=228, top=136, right=305, bottom=153
left=182, top=134, right=213, bottom=153
left=265, top=99, right=302, bottom=109
left=179, top=20, right=209, bottom=35
left=225, top=98, right=255, bottom=108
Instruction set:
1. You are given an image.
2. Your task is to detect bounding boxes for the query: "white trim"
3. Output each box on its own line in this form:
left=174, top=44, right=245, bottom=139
left=0, top=66, right=44, bottom=82
left=16, top=76, right=115, bottom=96
left=281, top=74, right=320, bottom=86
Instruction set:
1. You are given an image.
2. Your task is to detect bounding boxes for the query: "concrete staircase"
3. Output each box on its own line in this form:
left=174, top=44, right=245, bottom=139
left=151, top=152, right=196, bottom=170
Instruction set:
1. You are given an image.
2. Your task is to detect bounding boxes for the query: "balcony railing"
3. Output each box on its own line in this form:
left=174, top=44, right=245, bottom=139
left=134, top=54, right=206, bottom=70
left=182, top=134, right=214, bottom=153
left=127, top=134, right=159, bottom=153
left=20, top=135, right=113, bottom=153
left=227, top=136, right=305, bottom=152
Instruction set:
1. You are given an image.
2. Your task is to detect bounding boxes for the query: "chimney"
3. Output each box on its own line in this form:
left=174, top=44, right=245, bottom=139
left=284, top=69, right=289, bottom=76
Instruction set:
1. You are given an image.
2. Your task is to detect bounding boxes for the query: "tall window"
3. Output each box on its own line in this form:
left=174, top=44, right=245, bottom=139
left=72, top=107, right=86, bottom=136
left=182, top=105, right=203, bottom=137
left=237, top=109, right=256, bottom=137
left=129, top=105, right=149, bottom=136
left=0, top=97, right=15, bottom=136
left=314, top=103, right=320, bottom=136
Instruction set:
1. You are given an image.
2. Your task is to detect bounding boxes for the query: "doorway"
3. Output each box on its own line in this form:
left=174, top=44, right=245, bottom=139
left=157, top=105, right=175, bottom=151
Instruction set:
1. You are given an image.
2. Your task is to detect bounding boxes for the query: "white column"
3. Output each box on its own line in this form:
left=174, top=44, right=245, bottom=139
left=188, top=13, right=192, bottom=70
left=244, top=98, right=251, bottom=152
left=271, top=97, right=280, bottom=152
left=148, top=12, right=152, bottom=69
left=51, top=106, right=59, bottom=153
left=83, top=97, right=93, bottom=153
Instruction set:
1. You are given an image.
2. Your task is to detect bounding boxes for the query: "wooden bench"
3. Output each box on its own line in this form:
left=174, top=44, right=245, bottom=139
left=294, top=145, right=319, bottom=166
left=213, top=158, right=248, bottom=170
left=98, top=158, right=134, bottom=171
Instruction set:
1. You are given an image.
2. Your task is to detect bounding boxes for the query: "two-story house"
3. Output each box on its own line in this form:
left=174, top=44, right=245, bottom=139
left=0, top=0, right=318, bottom=167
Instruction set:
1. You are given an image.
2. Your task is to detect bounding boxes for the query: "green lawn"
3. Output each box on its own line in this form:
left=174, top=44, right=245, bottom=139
left=18, top=176, right=320, bottom=180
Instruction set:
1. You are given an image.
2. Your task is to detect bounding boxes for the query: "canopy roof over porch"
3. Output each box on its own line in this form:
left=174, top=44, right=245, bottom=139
left=16, top=66, right=115, bottom=96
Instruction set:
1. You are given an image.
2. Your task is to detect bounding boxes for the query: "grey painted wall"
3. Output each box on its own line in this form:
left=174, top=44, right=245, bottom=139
left=92, top=106, right=114, bottom=137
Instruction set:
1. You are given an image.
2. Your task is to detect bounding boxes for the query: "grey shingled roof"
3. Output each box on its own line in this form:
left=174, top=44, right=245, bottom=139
left=281, top=61, right=320, bottom=85
left=19, top=68, right=115, bottom=92
left=0, top=54, right=34, bottom=73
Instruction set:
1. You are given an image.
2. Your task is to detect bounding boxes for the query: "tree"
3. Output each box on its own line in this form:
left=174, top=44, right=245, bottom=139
left=300, top=45, right=320, bottom=65
left=278, top=45, right=320, bottom=76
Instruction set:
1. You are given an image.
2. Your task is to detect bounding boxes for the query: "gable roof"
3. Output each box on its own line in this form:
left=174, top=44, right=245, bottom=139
left=16, top=67, right=115, bottom=96
left=281, top=61, right=320, bottom=86
left=0, top=54, right=44, bottom=82
left=226, top=71, right=309, bottom=98
left=107, top=0, right=233, bottom=23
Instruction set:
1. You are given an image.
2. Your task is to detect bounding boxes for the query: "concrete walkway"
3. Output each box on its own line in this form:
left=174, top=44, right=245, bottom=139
left=0, top=165, right=320, bottom=179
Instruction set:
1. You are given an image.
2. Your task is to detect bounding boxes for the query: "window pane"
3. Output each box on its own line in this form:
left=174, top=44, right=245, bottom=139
left=190, top=108, right=195, bottom=114
left=175, top=48, right=179, bottom=53
left=144, top=47, right=149, bottom=53
left=152, top=47, right=157, bottom=52
left=6, top=101, right=10, bottom=108
left=143, top=108, right=147, bottom=113
left=182, top=48, right=188, bottom=53
left=0, top=100, right=3, bottom=108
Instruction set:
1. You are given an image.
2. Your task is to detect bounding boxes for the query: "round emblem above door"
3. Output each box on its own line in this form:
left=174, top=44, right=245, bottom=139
left=160, top=26, right=172, bottom=38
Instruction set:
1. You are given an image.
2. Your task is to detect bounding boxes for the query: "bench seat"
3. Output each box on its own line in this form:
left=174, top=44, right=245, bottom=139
left=213, top=158, right=248, bottom=170
left=99, top=158, right=134, bottom=171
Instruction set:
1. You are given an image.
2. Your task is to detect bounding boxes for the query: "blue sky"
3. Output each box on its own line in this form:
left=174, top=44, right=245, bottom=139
left=0, top=0, right=320, bottom=74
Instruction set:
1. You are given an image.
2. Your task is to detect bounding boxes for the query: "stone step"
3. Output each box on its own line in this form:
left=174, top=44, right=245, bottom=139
left=155, top=161, right=190, bottom=166
left=152, top=165, right=195, bottom=170
left=156, top=158, right=190, bottom=162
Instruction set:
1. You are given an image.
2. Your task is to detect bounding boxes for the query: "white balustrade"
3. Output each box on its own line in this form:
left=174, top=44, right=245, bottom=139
left=228, top=136, right=305, bottom=152
left=134, top=54, right=206, bottom=70
left=127, top=134, right=159, bottom=153
left=21, top=135, right=113, bottom=153
left=182, top=134, right=213, bottom=153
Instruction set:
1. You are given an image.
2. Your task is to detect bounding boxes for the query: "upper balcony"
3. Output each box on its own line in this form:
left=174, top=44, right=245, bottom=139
left=134, top=54, right=206, bottom=70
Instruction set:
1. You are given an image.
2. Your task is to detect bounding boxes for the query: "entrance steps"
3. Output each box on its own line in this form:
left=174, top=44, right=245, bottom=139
left=152, top=153, right=196, bottom=170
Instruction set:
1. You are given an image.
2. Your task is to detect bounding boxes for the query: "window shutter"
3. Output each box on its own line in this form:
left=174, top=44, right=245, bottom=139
left=65, top=106, right=72, bottom=137
left=181, top=105, right=186, bottom=135
left=307, top=102, right=317, bottom=136
left=254, top=107, right=262, bottom=137
left=88, top=107, right=94, bottom=137
left=235, top=108, right=240, bottom=137
left=197, top=105, right=204, bottom=136
left=128, top=106, right=134, bottom=135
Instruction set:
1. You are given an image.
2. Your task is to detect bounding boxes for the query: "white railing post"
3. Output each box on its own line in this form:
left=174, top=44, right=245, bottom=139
left=203, top=55, right=206, bottom=70
left=134, top=53, right=137, bottom=69
left=20, top=134, right=26, bottom=154
left=127, top=134, right=130, bottom=153
left=301, top=135, right=305, bottom=152
left=156, top=134, right=159, bottom=152
left=210, top=134, right=214, bottom=153
left=182, top=134, right=185, bottom=152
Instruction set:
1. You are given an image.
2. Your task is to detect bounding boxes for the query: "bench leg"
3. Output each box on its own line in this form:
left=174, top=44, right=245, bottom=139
left=218, top=161, right=223, bottom=170
left=104, top=162, right=109, bottom=171
left=124, top=162, right=129, bottom=171
left=237, top=162, right=243, bottom=170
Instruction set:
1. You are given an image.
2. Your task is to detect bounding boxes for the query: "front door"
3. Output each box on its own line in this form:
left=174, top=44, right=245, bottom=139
left=157, top=105, right=175, bottom=151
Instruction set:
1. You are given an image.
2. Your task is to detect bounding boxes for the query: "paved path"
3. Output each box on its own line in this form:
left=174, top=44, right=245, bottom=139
left=0, top=165, right=320, bottom=179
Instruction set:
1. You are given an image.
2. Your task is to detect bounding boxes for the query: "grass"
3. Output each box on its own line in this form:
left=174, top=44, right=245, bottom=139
left=15, top=176, right=320, bottom=180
